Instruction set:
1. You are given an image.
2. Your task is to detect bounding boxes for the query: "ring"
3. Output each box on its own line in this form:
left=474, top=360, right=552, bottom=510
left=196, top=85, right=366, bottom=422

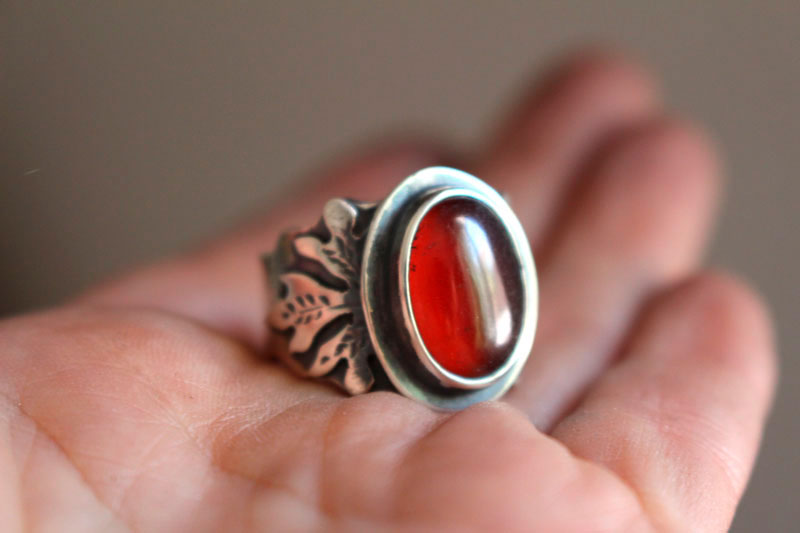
left=264, top=167, right=538, bottom=410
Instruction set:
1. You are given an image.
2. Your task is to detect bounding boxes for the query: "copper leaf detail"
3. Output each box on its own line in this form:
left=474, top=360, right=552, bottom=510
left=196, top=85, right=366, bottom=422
left=268, top=272, right=350, bottom=354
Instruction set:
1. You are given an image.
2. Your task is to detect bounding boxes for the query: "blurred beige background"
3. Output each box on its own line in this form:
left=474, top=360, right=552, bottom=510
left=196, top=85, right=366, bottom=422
left=1, top=1, right=797, bottom=529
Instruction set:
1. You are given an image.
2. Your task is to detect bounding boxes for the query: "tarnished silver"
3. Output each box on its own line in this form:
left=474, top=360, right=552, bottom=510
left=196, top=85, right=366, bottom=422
left=265, top=166, right=538, bottom=410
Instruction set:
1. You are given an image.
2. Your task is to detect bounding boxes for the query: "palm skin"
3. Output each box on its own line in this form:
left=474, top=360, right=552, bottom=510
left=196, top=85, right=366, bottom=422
left=0, top=52, right=775, bottom=532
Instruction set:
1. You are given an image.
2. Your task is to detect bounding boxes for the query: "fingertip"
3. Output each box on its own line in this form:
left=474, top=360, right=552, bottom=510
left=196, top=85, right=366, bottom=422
left=668, top=270, right=778, bottom=401
left=593, top=116, right=720, bottom=192
left=558, top=117, right=722, bottom=278
left=619, top=117, right=720, bottom=187
left=498, top=47, right=660, bottom=152
left=542, top=47, right=660, bottom=108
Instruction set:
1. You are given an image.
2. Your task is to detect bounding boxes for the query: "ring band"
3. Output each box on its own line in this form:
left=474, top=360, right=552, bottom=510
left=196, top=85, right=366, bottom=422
left=264, top=167, right=538, bottom=410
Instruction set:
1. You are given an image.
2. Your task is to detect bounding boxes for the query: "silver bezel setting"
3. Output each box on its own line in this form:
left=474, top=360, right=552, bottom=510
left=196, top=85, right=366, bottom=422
left=361, top=166, right=538, bottom=410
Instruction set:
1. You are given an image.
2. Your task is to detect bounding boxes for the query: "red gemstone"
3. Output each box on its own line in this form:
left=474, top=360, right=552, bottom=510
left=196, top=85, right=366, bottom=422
left=408, top=198, right=523, bottom=378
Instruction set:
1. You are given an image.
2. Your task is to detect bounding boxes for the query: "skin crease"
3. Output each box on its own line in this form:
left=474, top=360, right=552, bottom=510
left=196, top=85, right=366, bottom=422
left=0, top=50, right=776, bottom=532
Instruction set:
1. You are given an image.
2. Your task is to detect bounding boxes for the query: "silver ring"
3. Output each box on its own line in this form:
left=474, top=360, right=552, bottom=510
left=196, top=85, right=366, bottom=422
left=264, top=166, right=538, bottom=410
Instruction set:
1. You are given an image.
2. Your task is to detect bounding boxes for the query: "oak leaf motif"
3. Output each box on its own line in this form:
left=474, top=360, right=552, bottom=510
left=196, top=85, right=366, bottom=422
left=267, top=198, right=377, bottom=394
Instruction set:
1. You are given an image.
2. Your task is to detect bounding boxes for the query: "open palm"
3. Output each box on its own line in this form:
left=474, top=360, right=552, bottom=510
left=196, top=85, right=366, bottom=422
left=0, top=53, right=774, bottom=532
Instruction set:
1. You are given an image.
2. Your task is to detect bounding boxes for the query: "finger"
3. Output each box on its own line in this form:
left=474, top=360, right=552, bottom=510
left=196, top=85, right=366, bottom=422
left=504, top=119, right=721, bottom=428
left=79, top=142, right=447, bottom=347
left=551, top=272, right=777, bottom=531
left=475, top=49, right=660, bottom=246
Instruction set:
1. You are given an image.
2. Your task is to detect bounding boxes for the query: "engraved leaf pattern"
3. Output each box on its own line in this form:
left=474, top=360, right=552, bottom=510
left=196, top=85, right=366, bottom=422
left=268, top=272, right=350, bottom=354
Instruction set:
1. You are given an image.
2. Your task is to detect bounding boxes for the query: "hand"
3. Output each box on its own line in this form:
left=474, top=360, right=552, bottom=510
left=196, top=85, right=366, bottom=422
left=0, top=51, right=775, bottom=532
